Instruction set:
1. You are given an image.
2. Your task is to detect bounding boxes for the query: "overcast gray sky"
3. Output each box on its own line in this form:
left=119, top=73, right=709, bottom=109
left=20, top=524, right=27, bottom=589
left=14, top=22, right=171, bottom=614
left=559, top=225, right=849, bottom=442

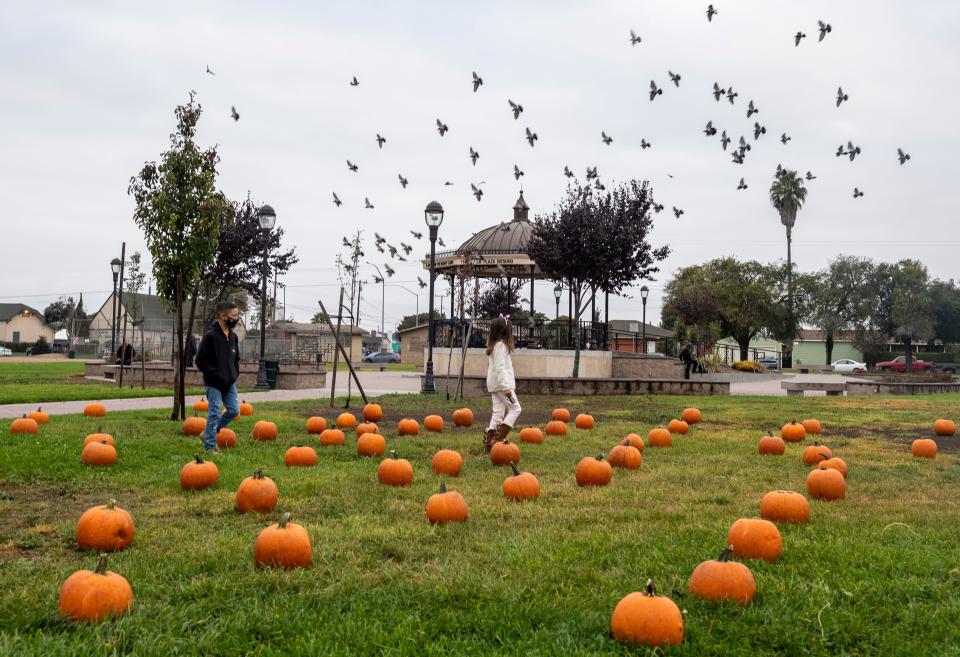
left=2, top=0, right=958, bottom=331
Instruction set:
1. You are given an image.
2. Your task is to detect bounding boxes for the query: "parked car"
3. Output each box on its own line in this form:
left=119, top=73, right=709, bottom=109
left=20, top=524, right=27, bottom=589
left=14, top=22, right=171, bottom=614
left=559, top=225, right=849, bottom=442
left=758, top=356, right=779, bottom=370
left=875, top=355, right=935, bottom=373
left=0, top=346, right=11, bottom=357
left=831, top=358, right=867, bottom=373
left=362, top=351, right=401, bottom=364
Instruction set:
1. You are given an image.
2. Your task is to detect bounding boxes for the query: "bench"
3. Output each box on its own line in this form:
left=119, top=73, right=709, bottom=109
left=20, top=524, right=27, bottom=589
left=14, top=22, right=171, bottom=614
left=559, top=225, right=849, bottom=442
left=781, top=381, right=847, bottom=397
left=796, top=366, right=834, bottom=374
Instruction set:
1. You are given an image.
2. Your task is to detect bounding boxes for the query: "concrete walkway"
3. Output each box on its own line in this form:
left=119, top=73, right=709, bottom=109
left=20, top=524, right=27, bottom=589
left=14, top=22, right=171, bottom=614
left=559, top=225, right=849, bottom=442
left=730, top=373, right=869, bottom=396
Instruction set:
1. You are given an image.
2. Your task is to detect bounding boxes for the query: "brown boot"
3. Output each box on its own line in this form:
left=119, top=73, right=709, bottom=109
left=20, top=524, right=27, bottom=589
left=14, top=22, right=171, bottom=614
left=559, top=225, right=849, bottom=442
left=482, top=429, right=497, bottom=453
left=496, top=423, right=512, bottom=442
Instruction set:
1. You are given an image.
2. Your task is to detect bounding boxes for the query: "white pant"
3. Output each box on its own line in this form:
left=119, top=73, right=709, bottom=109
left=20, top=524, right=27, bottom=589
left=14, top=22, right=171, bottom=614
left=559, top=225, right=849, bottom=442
left=488, top=391, right=522, bottom=430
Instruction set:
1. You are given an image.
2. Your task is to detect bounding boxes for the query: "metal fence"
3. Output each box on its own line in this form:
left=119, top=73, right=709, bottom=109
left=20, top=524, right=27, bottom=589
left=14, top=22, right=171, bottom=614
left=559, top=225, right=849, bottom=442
left=434, top=319, right=611, bottom=351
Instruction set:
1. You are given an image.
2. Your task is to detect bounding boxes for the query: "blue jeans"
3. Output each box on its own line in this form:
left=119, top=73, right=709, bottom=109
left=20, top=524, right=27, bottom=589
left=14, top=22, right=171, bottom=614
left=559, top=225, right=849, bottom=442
left=203, top=384, right=239, bottom=450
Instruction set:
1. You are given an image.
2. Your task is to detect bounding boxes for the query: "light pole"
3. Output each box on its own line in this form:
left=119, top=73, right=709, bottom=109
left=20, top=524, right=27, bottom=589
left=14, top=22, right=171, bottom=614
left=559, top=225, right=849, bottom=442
left=366, top=262, right=386, bottom=341
left=255, top=204, right=276, bottom=389
left=640, top=285, right=649, bottom=354
left=553, top=284, right=562, bottom=321
left=109, top=257, right=121, bottom=357
left=388, top=284, right=419, bottom=326
left=421, top=200, right=444, bottom=394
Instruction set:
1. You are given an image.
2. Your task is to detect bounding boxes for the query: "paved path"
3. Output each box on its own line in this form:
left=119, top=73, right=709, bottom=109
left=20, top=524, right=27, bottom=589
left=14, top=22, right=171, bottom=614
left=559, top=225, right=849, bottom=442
left=730, top=373, right=869, bottom=396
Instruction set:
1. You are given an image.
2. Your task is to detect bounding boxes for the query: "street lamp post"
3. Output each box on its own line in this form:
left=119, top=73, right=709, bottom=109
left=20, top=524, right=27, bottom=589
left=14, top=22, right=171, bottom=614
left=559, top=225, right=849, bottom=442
left=421, top=200, right=444, bottom=394
left=109, top=257, right=121, bottom=356
left=255, top=204, right=276, bottom=389
left=387, top=284, right=419, bottom=326
left=640, top=285, right=649, bottom=354
left=553, top=284, right=562, bottom=321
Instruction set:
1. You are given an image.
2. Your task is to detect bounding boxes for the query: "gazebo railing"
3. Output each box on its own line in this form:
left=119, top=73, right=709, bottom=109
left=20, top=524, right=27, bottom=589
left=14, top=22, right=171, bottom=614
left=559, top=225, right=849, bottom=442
left=433, top=318, right=609, bottom=351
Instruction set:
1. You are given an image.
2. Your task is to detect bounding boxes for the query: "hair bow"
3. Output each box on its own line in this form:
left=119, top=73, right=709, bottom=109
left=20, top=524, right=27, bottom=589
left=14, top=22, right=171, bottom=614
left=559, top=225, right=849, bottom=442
left=499, top=313, right=511, bottom=320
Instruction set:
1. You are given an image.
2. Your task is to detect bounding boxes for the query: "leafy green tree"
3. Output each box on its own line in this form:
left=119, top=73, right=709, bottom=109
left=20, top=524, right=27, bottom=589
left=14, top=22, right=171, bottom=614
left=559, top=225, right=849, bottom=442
left=397, top=311, right=444, bottom=332
left=310, top=311, right=330, bottom=325
left=808, top=256, right=876, bottom=363
left=929, top=279, right=960, bottom=344
left=890, top=260, right=935, bottom=369
left=128, top=94, right=229, bottom=420
left=769, top=168, right=808, bottom=366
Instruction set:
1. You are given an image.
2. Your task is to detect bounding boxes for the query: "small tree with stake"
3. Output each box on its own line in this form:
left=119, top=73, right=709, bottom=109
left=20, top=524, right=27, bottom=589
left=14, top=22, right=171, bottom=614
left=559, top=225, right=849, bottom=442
left=528, top=180, right=669, bottom=377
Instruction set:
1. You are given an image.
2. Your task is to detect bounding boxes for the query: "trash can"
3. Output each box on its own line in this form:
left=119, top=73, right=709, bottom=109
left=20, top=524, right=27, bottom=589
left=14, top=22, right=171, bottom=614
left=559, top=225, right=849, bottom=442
left=67, top=350, right=76, bottom=359
left=264, top=360, right=279, bottom=390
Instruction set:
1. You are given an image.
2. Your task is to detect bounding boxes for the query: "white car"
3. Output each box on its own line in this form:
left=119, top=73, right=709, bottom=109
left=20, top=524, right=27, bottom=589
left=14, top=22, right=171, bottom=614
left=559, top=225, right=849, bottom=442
left=831, top=358, right=867, bottom=373
left=0, top=346, right=11, bottom=357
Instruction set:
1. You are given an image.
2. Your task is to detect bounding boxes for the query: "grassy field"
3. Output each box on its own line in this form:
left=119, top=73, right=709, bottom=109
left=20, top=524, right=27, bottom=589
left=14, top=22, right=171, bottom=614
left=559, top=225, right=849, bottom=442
left=1, top=393, right=959, bottom=656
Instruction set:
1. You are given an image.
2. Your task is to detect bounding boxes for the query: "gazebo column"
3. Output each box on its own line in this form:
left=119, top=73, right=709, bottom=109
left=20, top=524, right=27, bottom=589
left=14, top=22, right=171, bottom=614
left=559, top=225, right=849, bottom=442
left=590, top=286, right=596, bottom=349
left=604, top=290, right=610, bottom=350
left=567, top=288, right=572, bottom=350
left=529, top=265, right=535, bottom=345
left=506, top=277, right=512, bottom=316
left=449, top=275, right=455, bottom=320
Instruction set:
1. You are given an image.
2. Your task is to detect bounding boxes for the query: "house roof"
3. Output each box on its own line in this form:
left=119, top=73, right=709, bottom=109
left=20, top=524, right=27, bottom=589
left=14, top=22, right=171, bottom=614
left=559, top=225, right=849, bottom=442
left=0, top=303, right=45, bottom=322
left=607, top=319, right=673, bottom=339
left=796, top=329, right=857, bottom=342
left=266, top=320, right=366, bottom=336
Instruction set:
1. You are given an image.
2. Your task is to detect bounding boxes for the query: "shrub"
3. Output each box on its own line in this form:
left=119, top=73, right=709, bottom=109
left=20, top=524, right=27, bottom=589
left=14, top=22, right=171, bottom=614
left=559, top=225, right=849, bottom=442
left=699, top=353, right=724, bottom=373
left=732, top=360, right=764, bottom=373
left=31, top=336, right=52, bottom=355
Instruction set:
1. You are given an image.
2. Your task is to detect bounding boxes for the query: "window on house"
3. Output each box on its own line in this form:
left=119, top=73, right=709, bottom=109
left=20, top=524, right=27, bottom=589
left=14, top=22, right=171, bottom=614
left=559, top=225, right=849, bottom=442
left=12, top=331, right=20, bottom=342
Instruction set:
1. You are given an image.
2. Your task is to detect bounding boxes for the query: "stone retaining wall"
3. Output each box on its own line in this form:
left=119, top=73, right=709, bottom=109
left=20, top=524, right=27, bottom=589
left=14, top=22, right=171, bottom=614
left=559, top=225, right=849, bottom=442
left=84, top=362, right=325, bottom=390
left=429, top=375, right=729, bottom=397
left=845, top=381, right=960, bottom=396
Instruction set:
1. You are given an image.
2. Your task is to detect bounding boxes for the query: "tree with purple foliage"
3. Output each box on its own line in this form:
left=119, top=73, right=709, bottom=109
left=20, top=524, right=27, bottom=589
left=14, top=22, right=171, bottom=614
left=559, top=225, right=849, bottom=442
left=528, top=180, right=669, bottom=377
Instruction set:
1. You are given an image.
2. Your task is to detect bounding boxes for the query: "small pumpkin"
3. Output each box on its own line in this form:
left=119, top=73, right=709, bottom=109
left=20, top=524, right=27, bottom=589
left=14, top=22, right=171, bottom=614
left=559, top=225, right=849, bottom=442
left=431, top=449, right=463, bottom=476
left=911, top=438, right=937, bottom=459
left=84, top=431, right=115, bottom=448
left=802, top=442, right=832, bottom=466
left=58, top=554, right=133, bottom=622
left=647, top=428, right=672, bottom=447
left=518, top=427, right=544, bottom=444
left=575, top=413, right=595, bottom=430
left=378, top=451, right=413, bottom=486
left=235, top=469, right=279, bottom=513
left=254, top=513, right=312, bottom=569
left=425, top=483, right=469, bottom=524
left=622, top=434, right=645, bottom=451
left=934, top=418, right=957, bottom=436
left=544, top=420, right=567, bottom=436
left=801, top=418, right=822, bottom=435
left=758, top=431, right=785, bottom=456
left=552, top=408, right=571, bottom=423
left=610, top=580, right=684, bottom=647
left=363, top=403, right=383, bottom=422
left=727, top=518, right=782, bottom=561
left=83, top=402, right=106, bottom=418
left=179, top=454, right=219, bottom=489
left=667, top=419, right=689, bottom=435
left=681, top=407, right=702, bottom=424
left=397, top=418, right=420, bottom=436
left=760, top=490, right=810, bottom=524
left=306, top=416, right=327, bottom=434
left=608, top=440, right=643, bottom=469
left=806, top=466, right=846, bottom=501
left=28, top=407, right=49, bottom=425
left=357, top=432, right=386, bottom=457
left=76, top=500, right=135, bottom=552
left=424, top=414, right=444, bottom=433
left=336, top=412, right=357, bottom=429
left=503, top=462, right=540, bottom=500
left=688, top=546, right=756, bottom=604
left=216, top=428, right=237, bottom=449
left=182, top=415, right=206, bottom=436
left=239, top=401, right=254, bottom=416
left=10, top=415, right=39, bottom=434
left=319, top=428, right=345, bottom=446
left=575, top=454, right=613, bottom=487
left=490, top=439, right=521, bottom=466
left=192, top=397, right=209, bottom=412
left=452, top=407, right=474, bottom=427
left=81, top=440, right=117, bottom=467
left=356, top=422, right=379, bottom=436
left=284, top=445, right=318, bottom=467
left=781, top=420, right=807, bottom=442
left=252, top=421, right=278, bottom=441
left=818, top=457, right=848, bottom=479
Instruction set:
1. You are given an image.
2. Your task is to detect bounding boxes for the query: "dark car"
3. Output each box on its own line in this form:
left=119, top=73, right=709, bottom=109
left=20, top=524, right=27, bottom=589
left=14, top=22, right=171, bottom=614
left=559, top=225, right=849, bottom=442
left=362, top=351, right=401, bottom=364
left=758, top=356, right=779, bottom=370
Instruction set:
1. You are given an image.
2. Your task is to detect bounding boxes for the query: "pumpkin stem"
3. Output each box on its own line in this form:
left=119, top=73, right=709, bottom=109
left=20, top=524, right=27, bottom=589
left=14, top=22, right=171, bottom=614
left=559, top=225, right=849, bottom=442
left=278, top=512, right=291, bottom=528
left=390, top=450, right=398, bottom=459
left=194, top=453, right=204, bottom=464
left=510, top=462, right=521, bottom=476
left=106, top=499, right=116, bottom=511
left=95, top=553, right=109, bottom=575
left=253, top=468, right=263, bottom=479
left=718, top=545, right=734, bottom=562
left=596, top=454, right=605, bottom=461
left=622, top=439, right=630, bottom=446
left=644, top=579, right=656, bottom=596
left=37, top=406, right=42, bottom=412
left=439, top=482, right=447, bottom=494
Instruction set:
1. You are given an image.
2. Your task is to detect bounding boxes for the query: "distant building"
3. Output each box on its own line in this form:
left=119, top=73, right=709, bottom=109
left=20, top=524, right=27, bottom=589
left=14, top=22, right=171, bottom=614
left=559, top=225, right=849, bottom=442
left=0, top=304, right=54, bottom=344
left=607, top=319, right=673, bottom=353
left=263, top=321, right=366, bottom=362
left=793, top=330, right=863, bottom=365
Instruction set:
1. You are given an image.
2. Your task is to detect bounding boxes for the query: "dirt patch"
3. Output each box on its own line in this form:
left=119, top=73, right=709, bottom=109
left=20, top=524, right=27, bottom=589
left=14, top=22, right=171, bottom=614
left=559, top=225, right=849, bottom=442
left=837, top=424, right=960, bottom=454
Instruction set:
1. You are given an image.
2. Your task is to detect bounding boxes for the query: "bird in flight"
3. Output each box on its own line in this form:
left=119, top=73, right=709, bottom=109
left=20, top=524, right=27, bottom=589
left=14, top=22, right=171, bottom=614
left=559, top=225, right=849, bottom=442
left=586, top=166, right=599, bottom=180
left=649, top=80, right=663, bottom=101
left=347, top=160, right=359, bottom=172
left=332, top=192, right=342, bottom=207
left=836, top=86, right=849, bottom=107
left=630, top=29, right=641, bottom=45
left=398, top=174, right=409, bottom=188
left=720, top=130, right=731, bottom=150
left=595, top=180, right=606, bottom=192
left=794, top=32, right=806, bottom=46
left=738, top=135, right=751, bottom=152
left=706, top=4, right=718, bottom=22
left=374, top=233, right=386, bottom=244
left=376, top=134, right=386, bottom=149
left=375, top=243, right=385, bottom=254
left=746, top=100, right=758, bottom=118
left=852, top=187, right=864, bottom=198
left=443, top=181, right=454, bottom=186
left=471, top=183, right=484, bottom=201
left=669, top=71, right=681, bottom=87
left=417, top=277, right=427, bottom=289
left=206, top=65, right=215, bottom=75
left=342, top=237, right=351, bottom=248
left=753, top=123, right=767, bottom=140
left=731, top=150, right=744, bottom=164
left=818, top=20, right=832, bottom=42
left=364, top=198, right=374, bottom=210
left=653, top=203, right=665, bottom=213
left=704, top=121, right=717, bottom=136
left=350, top=76, right=359, bottom=87
left=438, top=237, right=446, bottom=247
left=781, top=133, right=791, bottom=145
left=472, top=71, right=483, bottom=92
left=563, top=166, right=574, bottom=178
left=384, top=265, right=395, bottom=277
left=602, top=131, right=613, bottom=145
left=525, top=127, right=538, bottom=147
left=410, top=230, right=423, bottom=240
left=805, top=171, right=816, bottom=180
left=387, top=245, right=399, bottom=258
left=846, top=141, right=862, bottom=161
left=640, top=139, right=652, bottom=149
left=737, top=178, right=748, bottom=190
left=469, top=147, right=479, bottom=166
left=897, top=148, right=911, bottom=165
left=836, top=144, right=847, bottom=157
left=673, top=206, right=684, bottom=218
left=373, top=276, right=383, bottom=284
left=436, top=119, right=449, bottom=136
left=400, top=243, right=413, bottom=255
left=713, top=82, right=725, bottom=102
left=514, top=165, right=524, bottom=180
left=726, top=87, right=738, bottom=104
left=230, top=106, right=240, bottom=122
left=508, top=99, right=523, bottom=119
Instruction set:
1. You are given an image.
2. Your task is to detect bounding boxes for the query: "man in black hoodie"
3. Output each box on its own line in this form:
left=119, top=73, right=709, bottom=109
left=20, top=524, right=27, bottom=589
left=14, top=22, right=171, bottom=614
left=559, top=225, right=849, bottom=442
left=194, top=300, right=241, bottom=454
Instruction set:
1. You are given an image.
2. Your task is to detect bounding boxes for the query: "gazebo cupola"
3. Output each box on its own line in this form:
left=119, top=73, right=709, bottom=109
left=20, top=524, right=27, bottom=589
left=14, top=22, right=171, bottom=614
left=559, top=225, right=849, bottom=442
left=512, top=191, right=529, bottom=221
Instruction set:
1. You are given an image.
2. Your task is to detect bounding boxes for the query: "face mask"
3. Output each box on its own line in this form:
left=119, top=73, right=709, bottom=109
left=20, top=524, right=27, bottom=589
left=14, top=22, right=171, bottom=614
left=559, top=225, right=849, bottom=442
left=225, top=317, right=239, bottom=328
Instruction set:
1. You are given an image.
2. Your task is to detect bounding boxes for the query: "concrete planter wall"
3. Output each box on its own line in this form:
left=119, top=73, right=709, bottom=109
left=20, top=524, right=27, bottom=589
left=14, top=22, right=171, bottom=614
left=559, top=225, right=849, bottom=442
left=428, top=374, right=729, bottom=397
left=85, top=362, right=326, bottom=390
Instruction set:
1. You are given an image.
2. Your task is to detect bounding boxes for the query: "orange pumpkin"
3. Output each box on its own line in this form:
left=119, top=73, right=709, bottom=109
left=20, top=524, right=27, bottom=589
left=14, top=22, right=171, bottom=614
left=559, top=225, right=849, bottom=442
left=934, top=418, right=957, bottom=436
left=818, top=457, right=848, bottom=478
left=363, top=403, right=383, bottom=422
left=552, top=408, right=571, bottom=422
left=252, top=421, right=278, bottom=441
left=84, top=432, right=115, bottom=448
left=336, top=412, right=357, bottom=429
left=544, top=420, right=567, bottom=436
left=452, top=407, right=474, bottom=427
left=357, top=432, right=387, bottom=457
left=807, top=466, right=846, bottom=500
left=490, top=439, right=521, bottom=466
left=192, top=397, right=209, bottom=412
left=608, top=440, right=643, bottom=469
left=182, top=416, right=206, bottom=436
left=912, top=438, right=937, bottom=459
left=306, top=416, right=327, bottom=434
left=424, top=414, right=445, bottom=433
left=179, top=454, right=219, bottom=489
left=610, top=580, right=684, bottom=647
left=431, top=449, right=463, bottom=476
left=575, top=413, right=595, bottom=430
left=239, top=401, right=254, bottom=416
left=81, top=440, right=116, bottom=467
left=28, top=407, right=49, bottom=424
left=10, top=415, right=39, bottom=434
left=802, top=442, right=832, bottom=466
left=758, top=432, right=785, bottom=456
left=727, top=518, right=782, bottom=561
left=425, top=483, right=469, bottom=524
left=688, top=546, right=756, bottom=604
left=781, top=420, right=806, bottom=442
left=575, top=454, right=613, bottom=487
left=254, top=513, right=312, bottom=569
left=801, top=418, right=822, bottom=435
left=681, top=407, right=702, bottom=424
left=58, top=554, right=133, bottom=622
left=284, top=445, right=318, bottom=467
left=760, top=490, right=810, bottom=524
left=647, top=428, right=672, bottom=447
left=356, top=422, right=379, bottom=437
left=319, top=428, right=345, bottom=446
left=235, top=469, right=279, bottom=513
left=622, top=434, right=645, bottom=451
left=667, top=419, right=689, bottom=435
left=76, top=500, right=134, bottom=552
left=518, top=427, right=544, bottom=444
left=397, top=418, right=420, bottom=436
left=503, top=462, right=540, bottom=500
left=378, top=451, right=414, bottom=486
left=83, top=402, right=106, bottom=417
left=216, top=428, right=237, bottom=449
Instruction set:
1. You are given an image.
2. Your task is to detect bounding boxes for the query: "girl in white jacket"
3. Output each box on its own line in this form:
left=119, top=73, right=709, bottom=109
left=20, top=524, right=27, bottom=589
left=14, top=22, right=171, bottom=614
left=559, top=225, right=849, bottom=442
left=484, top=315, right=521, bottom=452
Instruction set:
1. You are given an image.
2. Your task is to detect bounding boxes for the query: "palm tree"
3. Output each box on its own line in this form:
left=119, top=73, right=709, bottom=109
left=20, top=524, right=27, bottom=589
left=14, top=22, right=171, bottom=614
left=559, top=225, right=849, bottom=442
left=769, top=168, right=807, bottom=367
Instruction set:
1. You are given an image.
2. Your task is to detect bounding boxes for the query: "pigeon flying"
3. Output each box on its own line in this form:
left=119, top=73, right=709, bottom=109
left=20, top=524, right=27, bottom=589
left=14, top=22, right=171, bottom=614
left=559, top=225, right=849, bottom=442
left=469, top=147, right=479, bottom=166
left=649, top=80, right=663, bottom=101
left=472, top=71, right=483, bottom=92
left=525, top=127, right=538, bottom=146
left=376, top=134, right=386, bottom=148
left=897, top=148, right=911, bottom=165
left=514, top=165, right=524, bottom=180
left=436, top=119, right=449, bottom=136
left=737, top=177, right=748, bottom=190
left=818, top=20, right=832, bottom=42
left=669, top=71, right=681, bottom=87
left=230, top=106, right=239, bottom=121
left=836, top=86, right=848, bottom=107
left=630, top=29, right=641, bottom=45
left=706, top=4, right=718, bottom=22
left=508, top=99, right=523, bottom=119
left=794, top=32, right=806, bottom=46
left=602, top=131, right=613, bottom=145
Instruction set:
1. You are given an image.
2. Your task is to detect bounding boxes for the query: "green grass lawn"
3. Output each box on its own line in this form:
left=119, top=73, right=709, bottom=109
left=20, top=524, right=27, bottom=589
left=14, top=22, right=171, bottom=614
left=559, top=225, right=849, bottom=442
left=1, top=393, right=959, bottom=656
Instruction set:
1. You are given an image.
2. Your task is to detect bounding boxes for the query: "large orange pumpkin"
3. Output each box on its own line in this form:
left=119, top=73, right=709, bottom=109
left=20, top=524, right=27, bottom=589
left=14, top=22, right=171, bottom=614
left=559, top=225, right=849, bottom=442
left=216, top=428, right=237, bottom=449
left=397, top=418, right=420, bottom=436
left=431, top=449, right=463, bottom=476
left=424, top=414, right=444, bottom=433
left=319, top=428, right=345, bottom=446
left=10, top=415, right=38, bottom=434
left=179, top=454, right=219, bottom=489
left=252, top=421, right=278, bottom=441
left=306, top=416, right=327, bottom=434
left=254, top=513, right=312, bottom=569
left=727, top=518, right=782, bottom=561
left=235, top=469, right=279, bottom=513
left=518, top=427, right=544, bottom=444
left=623, top=434, right=645, bottom=451
left=28, top=407, right=49, bottom=425
left=239, top=401, right=254, bottom=416
left=760, top=490, right=810, bottom=524
left=781, top=420, right=806, bottom=442
left=284, top=445, right=318, bottom=466
left=336, top=412, right=357, bottom=429
left=83, top=431, right=115, bottom=448
left=688, top=547, right=756, bottom=604
left=608, top=441, right=643, bottom=469
left=357, top=432, right=386, bottom=457
left=801, top=418, right=822, bottom=435
left=58, top=554, right=133, bottom=622
left=452, top=407, right=474, bottom=427
left=363, top=403, right=383, bottom=422
left=490, top=439, right=521, bottom=466
left=934, top=419, right=957, bottom=436
left=647, top=428, right=672, bottom=447
left=425, top=483, right=469, bottom=524
left=192, top=397, right=209, bottom=412
left=802, top=442, right=832, bottom=466
left=182, top=416, right=206, bottom=436
left=575, top=454, right=612, bottom=487
left=807, top=466, right=846, bottom=500
left=575, top=413, right=595, bottom=430
left=681, top=407, right=702, bottom=424
left=667, top=419, right=689, bottom=435
left=758, top=432, right=785, bottom=456
left=610, top=580, right=684, bottom=647
left=81, top=440, right=116, bottom=467
left=545, top=420, right=567, bottom=436
left=378, top=451, right=413, bottom=486
left=912, top=438, right=937, bottom=459
left=356, top=422, right=379, bottom=437
left=818, top=457, right=848, bottom=479
left=552, top=408, right=571, bottom=422
left=503, top=462, right=540, bottom=500
left=76, top=500, right=135, bottom=552
left=83, top=402, right=106, bottom=418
